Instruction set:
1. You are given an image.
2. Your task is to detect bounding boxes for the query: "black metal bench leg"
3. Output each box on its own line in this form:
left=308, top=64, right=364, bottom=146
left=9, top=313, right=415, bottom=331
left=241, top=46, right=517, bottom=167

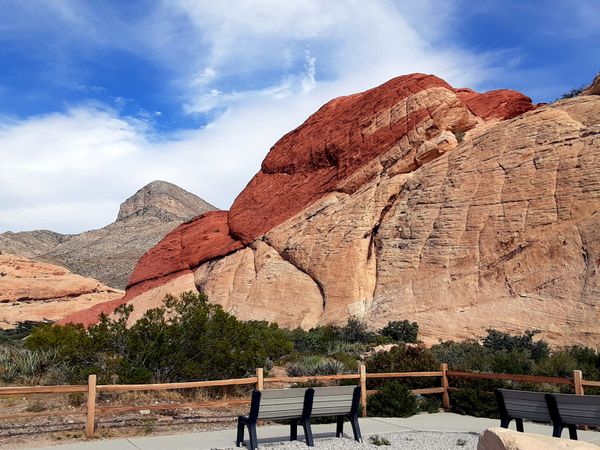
left=350, top=415, right=362, bottom=442
left=302, top=418, right=314, bottom=447
left=290, top=419, right=298, bottom=441
left=568, top=425, right=578, bottom=440
left=236, top=418, right=245, bottom=447
left=552, top=424, right=564, bottom=438
left=500, top=416, right=511, bottom=429
left=248, top=423, right=258, bottom=450
left=336, top=416, right=344, bottom=437
left=515, top=418, right=524, bottom=432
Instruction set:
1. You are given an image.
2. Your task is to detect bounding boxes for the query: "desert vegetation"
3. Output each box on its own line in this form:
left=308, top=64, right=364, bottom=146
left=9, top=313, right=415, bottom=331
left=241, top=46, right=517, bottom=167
left=1, top=291, right=599, bottom=421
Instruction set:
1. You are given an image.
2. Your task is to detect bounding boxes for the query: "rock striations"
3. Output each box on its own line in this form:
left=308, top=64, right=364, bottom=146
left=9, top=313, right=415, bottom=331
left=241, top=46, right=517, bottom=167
left=0, top=253, right=122, bottom=328
left=0, top=181, right=217, bottom=289
left=64, top=73, right=600, bottom=348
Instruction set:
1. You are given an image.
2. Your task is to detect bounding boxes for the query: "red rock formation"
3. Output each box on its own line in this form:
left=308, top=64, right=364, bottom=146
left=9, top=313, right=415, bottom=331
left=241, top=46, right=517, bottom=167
left=456, top=88, right=535, bottom=120
left=70, top=73, right=589, bottom=346
left=127, top=210, right=244, bottom=287
left=229, top=74, right=473, bottom=243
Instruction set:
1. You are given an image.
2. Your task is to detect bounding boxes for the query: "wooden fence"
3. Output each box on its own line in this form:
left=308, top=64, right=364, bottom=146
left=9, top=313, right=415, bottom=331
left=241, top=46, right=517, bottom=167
left=0, top=364, right=597, bottom=438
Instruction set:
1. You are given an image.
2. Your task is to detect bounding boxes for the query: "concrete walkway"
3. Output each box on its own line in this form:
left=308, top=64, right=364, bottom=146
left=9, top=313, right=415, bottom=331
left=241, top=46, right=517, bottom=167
left=29, top=413, right=600, bottom=449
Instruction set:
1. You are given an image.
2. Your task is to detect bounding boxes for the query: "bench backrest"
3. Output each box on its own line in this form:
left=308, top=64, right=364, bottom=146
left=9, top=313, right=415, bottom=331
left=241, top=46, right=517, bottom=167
left=546, top=393, right=600, bottom=427
left=311, top=385, right=360, bottom=417
left=496, top=389, right=551, bottom=422
left=253, top=388, right=310, bottom=420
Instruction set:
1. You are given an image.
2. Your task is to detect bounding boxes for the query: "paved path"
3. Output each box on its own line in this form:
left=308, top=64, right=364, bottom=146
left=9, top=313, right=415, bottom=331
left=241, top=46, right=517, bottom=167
left=29, top=413, right=600, bottom=449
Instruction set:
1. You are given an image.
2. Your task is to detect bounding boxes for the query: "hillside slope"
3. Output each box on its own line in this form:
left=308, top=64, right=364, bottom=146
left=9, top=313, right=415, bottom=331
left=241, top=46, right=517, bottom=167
left=0, top=181, right=217, bottom=289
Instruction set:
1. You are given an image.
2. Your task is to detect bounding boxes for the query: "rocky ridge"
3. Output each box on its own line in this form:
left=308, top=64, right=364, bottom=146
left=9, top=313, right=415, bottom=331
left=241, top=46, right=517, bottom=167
left=0, top=181, right=217, bottom=289
left=64, top=74, right=600, bottom=348
left=0, top=253, right=123, bottom=328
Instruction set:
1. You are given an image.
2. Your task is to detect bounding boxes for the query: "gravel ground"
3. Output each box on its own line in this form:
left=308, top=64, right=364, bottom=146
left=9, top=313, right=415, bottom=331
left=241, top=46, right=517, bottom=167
left=230, top=431, right=480, bottom=449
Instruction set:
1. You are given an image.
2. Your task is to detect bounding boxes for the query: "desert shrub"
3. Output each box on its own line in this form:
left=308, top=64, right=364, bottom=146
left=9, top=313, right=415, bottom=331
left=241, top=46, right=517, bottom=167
left=367, top=381, right=417, bottom=417
left=286, top=356, right=348, bottom=377
left=431, top=340, right=495, bottom=371
left=0, top=321, right=49, bottom=346
left=450, top=382, right=500, bottom=418
left=365, top=344, right=438, bottom=389
left=287, top=325, right=342, bottom=354
left=369, top=435, right=391, bottom=446
left=417, top=395, right=441, bottom=413
left=489, top=348, right=535, bottom=375
left=26, top=291, right=292, bottom=384
left=289, top=318, right=378, bottom=355
left=483, top=329, right=549, bottom=361
left=380, top=320, right=418, bottom=343
left=561, top=86, right=585, bottom=99
left=340, top=318, right=376, bottom=344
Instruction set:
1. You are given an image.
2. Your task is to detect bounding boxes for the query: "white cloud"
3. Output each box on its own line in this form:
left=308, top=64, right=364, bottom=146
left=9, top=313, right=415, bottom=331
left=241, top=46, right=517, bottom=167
left=0, top=0, right=503, bottom=234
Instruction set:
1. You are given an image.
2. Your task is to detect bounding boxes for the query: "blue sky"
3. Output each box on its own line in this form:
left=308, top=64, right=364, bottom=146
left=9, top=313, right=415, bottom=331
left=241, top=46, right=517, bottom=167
left=0, top=0, right=598, bottom=233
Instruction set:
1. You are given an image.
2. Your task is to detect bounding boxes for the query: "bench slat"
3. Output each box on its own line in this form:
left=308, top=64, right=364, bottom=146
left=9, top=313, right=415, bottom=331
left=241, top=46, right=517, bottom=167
left=259, top=388, right=308, bottom=399
left=313, top=386, right=357, bottom=396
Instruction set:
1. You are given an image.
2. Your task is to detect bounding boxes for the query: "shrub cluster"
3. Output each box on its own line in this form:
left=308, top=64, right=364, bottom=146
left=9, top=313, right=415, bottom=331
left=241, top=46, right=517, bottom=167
left=2, top=295, right=599, bottom=424
left=367, top=381, right=417, bottom=417
left=24, top=292, right=292, bottom=384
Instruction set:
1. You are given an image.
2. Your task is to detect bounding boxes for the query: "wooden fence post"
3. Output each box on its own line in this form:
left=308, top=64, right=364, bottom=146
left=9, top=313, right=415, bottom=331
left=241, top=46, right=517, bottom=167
left=441, top=363, right=450, bottom=410
left=359, top=364, right=367, bottom=417
left=85, top=374, right=97, bottom=438
left=574, top=370, right=584, bottom=395
left=256, top=368, right=264, bottom=390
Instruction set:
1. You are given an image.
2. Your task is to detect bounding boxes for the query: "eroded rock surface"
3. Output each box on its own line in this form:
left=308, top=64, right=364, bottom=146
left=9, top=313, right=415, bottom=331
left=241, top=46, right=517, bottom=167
left=478, top=427, right=598, bottom=450
left=0, top=254, right=122, bottom=328
left=64, top=74, right=600, bottom=348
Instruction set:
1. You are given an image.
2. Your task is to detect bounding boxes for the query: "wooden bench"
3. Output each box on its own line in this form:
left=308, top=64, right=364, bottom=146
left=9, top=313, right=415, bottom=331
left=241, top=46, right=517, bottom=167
left=495, top=389, right=552, bottom=432
left=236, top=386, right=362, bottom=448
left=546, top=393, right=600, bottom=440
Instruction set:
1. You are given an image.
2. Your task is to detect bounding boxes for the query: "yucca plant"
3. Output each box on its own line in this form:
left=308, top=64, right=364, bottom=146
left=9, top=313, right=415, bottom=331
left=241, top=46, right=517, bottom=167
left=286, top=356, right=348, bottom=377
left=0, top=347, right=61, bottom=384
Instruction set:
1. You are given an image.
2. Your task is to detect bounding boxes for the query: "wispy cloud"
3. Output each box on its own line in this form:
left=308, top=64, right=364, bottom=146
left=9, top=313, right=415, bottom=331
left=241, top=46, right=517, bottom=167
left=0, top=0, right=512, bottom=233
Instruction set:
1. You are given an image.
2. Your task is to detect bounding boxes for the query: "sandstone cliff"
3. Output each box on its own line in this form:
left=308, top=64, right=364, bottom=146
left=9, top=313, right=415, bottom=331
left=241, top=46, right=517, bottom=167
left=0, top=181, right=217, bottom=289
left=0, top=254, right=123, bottom=328
left=64, top=74, right=600, bottom=348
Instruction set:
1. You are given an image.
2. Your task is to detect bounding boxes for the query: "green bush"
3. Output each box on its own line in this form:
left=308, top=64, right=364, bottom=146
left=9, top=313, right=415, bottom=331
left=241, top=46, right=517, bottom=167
left=450, top=381, right=501, bottom=418
left=365, top=344, right=439, bottom=389
left=287, top=325, right=342, bottom=354
left=417, top=395, right=441, bottom=413
left=431, top=340, right=493, bottom=372
left=288, top=318, right=377, bottom=355
left=367, top=381, right=417, bottom=417
left=26, top=291, right=292, bottom=384
left=380, top=320, right=418, bottom=343
left=483, top=329, right=549, bottom=361
left=340, top=318, right=376, bottom=344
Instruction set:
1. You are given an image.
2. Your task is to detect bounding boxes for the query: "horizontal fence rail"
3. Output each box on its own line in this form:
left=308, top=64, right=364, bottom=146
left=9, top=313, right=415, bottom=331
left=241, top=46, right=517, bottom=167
left=0, top=364, right=595, bottom=438
left=446, top=371, right=574, bottom=385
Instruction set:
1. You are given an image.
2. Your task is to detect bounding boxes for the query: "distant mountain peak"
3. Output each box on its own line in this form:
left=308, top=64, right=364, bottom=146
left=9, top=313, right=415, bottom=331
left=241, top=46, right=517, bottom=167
left=117, top=180, right=217, bottom=222
left=1, top=180, right=217, bottom=289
